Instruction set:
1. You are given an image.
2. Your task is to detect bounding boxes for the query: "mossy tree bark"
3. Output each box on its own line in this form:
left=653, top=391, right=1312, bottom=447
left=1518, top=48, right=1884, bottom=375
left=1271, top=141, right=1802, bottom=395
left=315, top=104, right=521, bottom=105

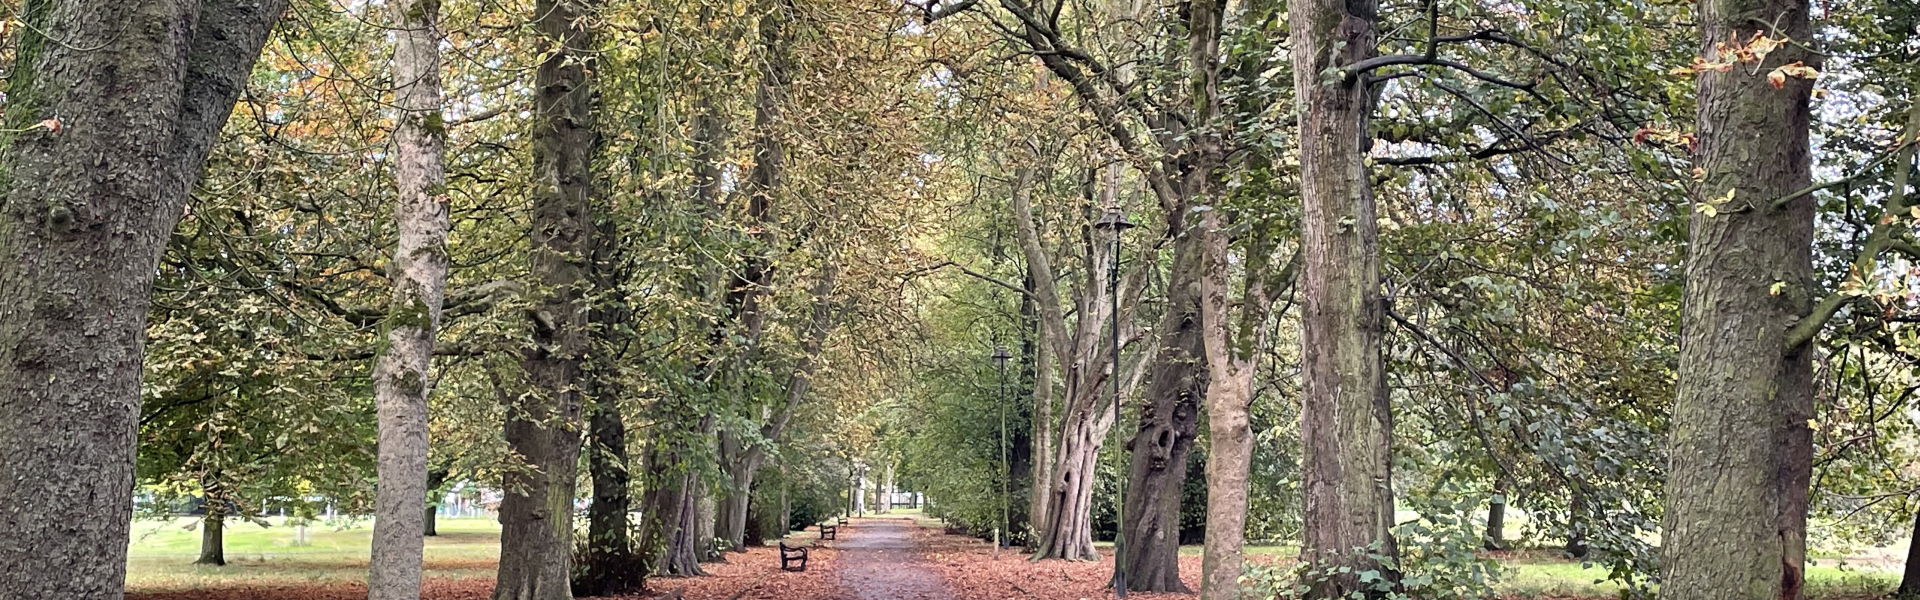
left=1288, top=0, right=1399, bottom=595
left=369, top=1, right=451, bottom=598
left=0, top=1, right=286, bottom=598
left=493, top=0, right=599, bottom=598
left=1121, top=172, right=1204, bottom=595
left=1659, top=1, right=1818, bottom=598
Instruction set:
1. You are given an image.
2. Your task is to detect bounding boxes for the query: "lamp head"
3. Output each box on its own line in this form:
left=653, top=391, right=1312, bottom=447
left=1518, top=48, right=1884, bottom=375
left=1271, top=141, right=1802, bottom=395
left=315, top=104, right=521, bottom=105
left=1092, top=208, right=1135, bottom=232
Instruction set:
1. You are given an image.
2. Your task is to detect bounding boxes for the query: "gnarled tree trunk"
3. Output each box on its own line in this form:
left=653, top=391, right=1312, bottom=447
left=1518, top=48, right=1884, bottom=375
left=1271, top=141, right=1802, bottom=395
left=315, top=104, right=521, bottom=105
left=0, top=1, right=286, bottom=598
left=1659, top=0, right=1816, bottom=598
left=1121, top=227, right=1204, bottom=592
left=1289, top=0, right=1399, bottom=595
left=369, top=1, right=450, bottom=597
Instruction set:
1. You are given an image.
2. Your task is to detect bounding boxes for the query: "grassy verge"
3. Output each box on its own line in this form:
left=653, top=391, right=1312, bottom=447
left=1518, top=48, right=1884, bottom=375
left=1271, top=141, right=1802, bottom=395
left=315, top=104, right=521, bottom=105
left=127, top=516, right=501, bottom=591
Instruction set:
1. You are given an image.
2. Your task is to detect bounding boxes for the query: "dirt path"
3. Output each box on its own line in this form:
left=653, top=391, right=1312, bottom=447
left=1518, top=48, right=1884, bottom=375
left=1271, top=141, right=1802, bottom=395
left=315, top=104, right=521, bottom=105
left=833, top=517, right=956, bottom=600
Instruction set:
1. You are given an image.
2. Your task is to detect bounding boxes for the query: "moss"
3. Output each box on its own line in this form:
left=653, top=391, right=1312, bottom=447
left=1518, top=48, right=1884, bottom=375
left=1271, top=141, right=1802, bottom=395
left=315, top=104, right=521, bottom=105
left=405, top=0, right=441, bottom=24
left=422, top=110, right=446, bottom=141
left=5, top=0, right=54, bottom=134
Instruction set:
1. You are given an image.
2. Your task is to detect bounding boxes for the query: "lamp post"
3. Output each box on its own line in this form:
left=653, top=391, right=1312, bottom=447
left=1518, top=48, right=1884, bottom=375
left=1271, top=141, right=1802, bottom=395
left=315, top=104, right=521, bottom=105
left=1092, top=207, right=1133, bottom=597
left=993, top=345, right=1011, bottom=558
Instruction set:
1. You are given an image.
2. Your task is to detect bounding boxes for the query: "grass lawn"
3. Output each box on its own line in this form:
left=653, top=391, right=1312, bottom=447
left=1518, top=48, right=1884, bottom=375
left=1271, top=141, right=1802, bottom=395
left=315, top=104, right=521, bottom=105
left=126, top=516, right=501, bottom=591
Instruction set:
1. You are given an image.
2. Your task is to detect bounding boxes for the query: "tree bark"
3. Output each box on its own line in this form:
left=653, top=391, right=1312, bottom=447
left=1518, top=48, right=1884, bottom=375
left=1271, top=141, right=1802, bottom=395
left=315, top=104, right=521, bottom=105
left=1289, top=0, right=1398, bottom=596
left=0, top=1, right=286, bottom=597
left=425, top=466, right=450, bottom=537
left=1659, top=1, right=1816, bottom=599
left=575, top=392, right=639, bottom=595
left=1025, top=270, right=1055, bottom=540
left=1484, top=488, right=1506, bottom=551
left=195, top=508, right=227, bottom=566
left=370, top=1, right=450, bottom=598
left=1898, top=506, right=1920, bottom=598
left=1121, top=225, right=1204, bottom=593
left=494, top=0, right=598, bottom=598
left=640, top=411, right=709, bottom=577
left=695, top=474, right=720, bottom=562
left=1565, top=486, right=1589, bottom=559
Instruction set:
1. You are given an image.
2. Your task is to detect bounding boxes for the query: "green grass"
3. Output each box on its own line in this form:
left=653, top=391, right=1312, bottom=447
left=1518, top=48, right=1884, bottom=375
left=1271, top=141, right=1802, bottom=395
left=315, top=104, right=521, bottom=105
left=126, top=516, right=501, bottom=591
left=1499, top=558, right=1896, bottom=598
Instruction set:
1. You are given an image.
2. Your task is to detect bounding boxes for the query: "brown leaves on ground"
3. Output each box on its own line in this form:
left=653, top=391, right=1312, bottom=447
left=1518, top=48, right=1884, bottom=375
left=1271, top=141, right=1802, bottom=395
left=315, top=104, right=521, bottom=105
left=605, top=544, right=847, bottom=600
left=910, top=526, right=1203, bottom=600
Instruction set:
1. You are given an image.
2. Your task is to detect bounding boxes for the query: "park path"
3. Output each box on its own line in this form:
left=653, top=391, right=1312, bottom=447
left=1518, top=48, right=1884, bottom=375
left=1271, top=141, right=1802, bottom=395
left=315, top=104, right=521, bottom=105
left=833, top=517, right=956, bottom=600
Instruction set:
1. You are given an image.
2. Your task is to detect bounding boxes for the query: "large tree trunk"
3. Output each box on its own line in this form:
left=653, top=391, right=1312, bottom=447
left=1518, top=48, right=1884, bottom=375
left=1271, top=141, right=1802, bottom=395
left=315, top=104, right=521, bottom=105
left=573, top=122, right=641, bottom=595
left=640, top=412, right=709, bottom=577
left=1121, top=228, right=1204, bottom=593
left=1565, top=486, right=1589, bottom=559
left=0, top=1, right=285, bottom=598
left=494, top=0, right=598, bottom=598
left=369, top=1, right=450, bottom=598
left=1033, top=411, right=1105, bottom=560
left=1289, top=0, right=1398, bottom=596
left=1011, top=163, right=1132, bottom=562
left=1659, top=0, right=1816, bottom=598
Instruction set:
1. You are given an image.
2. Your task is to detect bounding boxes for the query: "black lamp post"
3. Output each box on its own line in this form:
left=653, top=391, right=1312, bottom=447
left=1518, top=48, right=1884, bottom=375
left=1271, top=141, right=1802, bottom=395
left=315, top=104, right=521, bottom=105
left=993, top=345, right=1011, bottom=555
left=1092, top=207, right=1133, bottom=597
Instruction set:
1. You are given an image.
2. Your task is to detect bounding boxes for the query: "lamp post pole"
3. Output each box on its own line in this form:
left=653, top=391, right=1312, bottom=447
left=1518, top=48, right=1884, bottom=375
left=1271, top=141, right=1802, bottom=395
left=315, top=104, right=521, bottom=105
left=1094, top=207, right=1134, bottom=598
left=994, top=345, right=1011, bottom=558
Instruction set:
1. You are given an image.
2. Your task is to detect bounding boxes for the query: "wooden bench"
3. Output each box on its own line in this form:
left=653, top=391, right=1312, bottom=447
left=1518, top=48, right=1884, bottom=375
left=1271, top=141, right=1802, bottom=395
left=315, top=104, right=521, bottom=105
left=779, top=542, right=809, bottom=572
left=819, top=523, right=837, bottom=540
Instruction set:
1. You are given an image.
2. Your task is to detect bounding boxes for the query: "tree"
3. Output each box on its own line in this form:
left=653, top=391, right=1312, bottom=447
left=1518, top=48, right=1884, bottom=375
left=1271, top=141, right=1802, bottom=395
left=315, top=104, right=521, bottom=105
left=1287, top=0, right=1399, bottom=595
left=0, top=0, right=287, bottom=598
left=493, top=0, right=600, bottom=597
left=369, top=0, right=452, bottom=598
left=1658, top=0, right=1820, bottom=597
left=1010, top=159, right=1149, bottom=561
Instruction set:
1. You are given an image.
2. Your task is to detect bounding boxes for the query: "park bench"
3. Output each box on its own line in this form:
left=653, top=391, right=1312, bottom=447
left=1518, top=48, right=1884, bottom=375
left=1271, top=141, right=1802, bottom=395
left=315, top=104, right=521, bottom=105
left=819, top=522, right=837, bottom=540
left=779, top=542, right=809, bottom=572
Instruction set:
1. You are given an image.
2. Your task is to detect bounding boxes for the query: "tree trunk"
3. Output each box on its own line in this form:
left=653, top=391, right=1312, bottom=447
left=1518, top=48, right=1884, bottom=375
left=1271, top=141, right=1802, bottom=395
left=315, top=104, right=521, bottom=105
left=426, top=466, right=450, bottom=537
left=0, top=1, right=286, bottom=597
left=369, top=1, right=450, bottom=598
left=1009, top=163, right=1131, bottom=562
left=1033, top=414, right=1104, bottom=560
left=494, top=0, right=598, bottom=598
left=1565, top=486, right=1589, bottom=559
left=195, top=509, right=227, bottom=566
left=639, top=411, right=709, bottom=577
left=1289, top=0, right=1398, bottom=595
left=1897, top=506, right=1920, bottom=598
left=1484, top=489, right=1506, bottom=551
left=1024, top=273, right=1054, bottom=540
left=1121, top=228, right=1204, bottom=593
left=717, top=454, right=758, bottom=552
left=575, top=394, right=640, bottom=595
left=1659, top=1, right=1816, bottom=598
